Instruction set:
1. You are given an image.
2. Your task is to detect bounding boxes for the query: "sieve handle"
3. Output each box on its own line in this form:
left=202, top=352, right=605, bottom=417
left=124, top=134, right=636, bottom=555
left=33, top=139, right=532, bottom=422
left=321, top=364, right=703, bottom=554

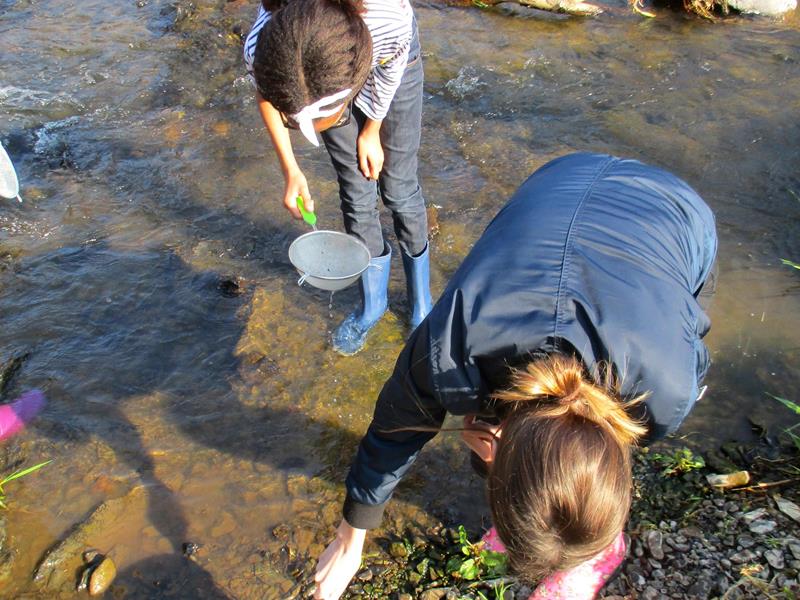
left=297, top=273, right=309, bottom=287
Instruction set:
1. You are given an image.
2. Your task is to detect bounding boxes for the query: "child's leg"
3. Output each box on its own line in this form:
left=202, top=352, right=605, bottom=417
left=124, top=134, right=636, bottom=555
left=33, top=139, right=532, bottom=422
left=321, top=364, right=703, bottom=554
left=322, top=112, right=390, bottom=354
left=321, top=112, right=384, bottom=259
left=378, top=43, right=427, bottom=259
left=378, top=32, right=431, bottom=328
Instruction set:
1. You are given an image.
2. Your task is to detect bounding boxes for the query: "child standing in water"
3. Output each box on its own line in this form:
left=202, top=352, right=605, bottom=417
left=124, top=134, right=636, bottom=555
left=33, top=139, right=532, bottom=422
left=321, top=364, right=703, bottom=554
left=244, top=0, right=432, bottom=354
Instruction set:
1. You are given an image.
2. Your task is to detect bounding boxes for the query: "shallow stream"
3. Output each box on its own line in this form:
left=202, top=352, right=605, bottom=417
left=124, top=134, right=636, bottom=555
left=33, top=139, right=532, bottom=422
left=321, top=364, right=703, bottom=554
left=0, top=0, right=798, bottom=596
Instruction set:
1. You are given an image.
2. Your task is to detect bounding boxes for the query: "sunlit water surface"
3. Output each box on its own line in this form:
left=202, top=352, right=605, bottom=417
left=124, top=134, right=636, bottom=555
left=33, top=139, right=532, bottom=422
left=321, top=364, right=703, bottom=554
left=0, top=0, right=798, bottom=596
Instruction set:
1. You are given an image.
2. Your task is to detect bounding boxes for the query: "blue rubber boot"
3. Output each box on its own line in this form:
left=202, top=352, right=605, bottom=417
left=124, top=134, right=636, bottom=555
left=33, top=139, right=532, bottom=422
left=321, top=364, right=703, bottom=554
left=402, top=243, right=432, bottom=330
left=332, top=244, right=392, bottom=355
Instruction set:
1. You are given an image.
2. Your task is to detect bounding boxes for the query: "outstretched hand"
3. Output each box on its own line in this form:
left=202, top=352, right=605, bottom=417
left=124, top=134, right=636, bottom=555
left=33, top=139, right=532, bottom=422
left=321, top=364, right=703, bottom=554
left=314, top=519, right=366, bottom=600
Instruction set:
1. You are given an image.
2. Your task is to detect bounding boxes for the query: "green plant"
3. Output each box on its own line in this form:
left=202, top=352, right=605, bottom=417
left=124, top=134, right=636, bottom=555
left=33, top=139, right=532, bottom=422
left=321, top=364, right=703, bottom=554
left=650, top=448, right=705, bottom=476
left=446, top=525, right=508, bottom=581
left=476, top=580, right=510, bottom=600
left=768, top=393, right=800, bottom=451
left=0, top=460, right=51, bottom=508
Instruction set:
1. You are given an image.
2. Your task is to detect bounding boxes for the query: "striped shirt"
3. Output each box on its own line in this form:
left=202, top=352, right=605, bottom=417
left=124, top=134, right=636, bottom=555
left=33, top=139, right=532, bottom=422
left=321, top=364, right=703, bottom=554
left=243, top=1, right=414, bottom=122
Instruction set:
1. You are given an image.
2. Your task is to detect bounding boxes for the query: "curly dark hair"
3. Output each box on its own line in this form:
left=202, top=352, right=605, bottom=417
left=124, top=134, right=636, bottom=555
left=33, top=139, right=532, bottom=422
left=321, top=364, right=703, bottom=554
left=253, top=0, right=372, bottom=116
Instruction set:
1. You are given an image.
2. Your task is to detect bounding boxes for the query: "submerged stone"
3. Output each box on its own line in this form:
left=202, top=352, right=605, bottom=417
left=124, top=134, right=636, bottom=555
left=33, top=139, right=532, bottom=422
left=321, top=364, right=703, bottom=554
left=33, top=487, right=145, bottom=592
left=389, top=542, right=408, bottom=559
left=88, top=556, right=116, bottom=596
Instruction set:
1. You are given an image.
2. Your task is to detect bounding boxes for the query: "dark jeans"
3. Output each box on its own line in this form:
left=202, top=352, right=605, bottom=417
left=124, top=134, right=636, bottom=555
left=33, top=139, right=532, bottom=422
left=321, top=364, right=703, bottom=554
left=321, top=25, right=427, bottom=259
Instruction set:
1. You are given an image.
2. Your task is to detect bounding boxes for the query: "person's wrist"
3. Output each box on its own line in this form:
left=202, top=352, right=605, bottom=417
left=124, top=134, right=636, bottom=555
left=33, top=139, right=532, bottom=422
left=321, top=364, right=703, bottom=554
left=337, top=519, right=366, bottom=547
left=283, top=164, right=302, bottom=179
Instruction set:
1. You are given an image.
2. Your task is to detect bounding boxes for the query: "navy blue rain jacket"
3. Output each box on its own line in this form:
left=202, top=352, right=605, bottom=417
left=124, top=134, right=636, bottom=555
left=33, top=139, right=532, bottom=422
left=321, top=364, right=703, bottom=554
left=343, top=153, right=718, bottom=529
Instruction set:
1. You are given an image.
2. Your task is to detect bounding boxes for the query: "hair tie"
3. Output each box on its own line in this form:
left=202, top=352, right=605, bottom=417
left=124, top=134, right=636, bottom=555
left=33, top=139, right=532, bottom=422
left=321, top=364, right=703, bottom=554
left=292, top=88, right=352, bottom=146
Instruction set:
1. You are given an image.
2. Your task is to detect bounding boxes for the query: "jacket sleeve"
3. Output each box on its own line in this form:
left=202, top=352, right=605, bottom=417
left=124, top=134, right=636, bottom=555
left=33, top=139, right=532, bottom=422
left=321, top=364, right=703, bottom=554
left=343, top=320, right=447, bottom=529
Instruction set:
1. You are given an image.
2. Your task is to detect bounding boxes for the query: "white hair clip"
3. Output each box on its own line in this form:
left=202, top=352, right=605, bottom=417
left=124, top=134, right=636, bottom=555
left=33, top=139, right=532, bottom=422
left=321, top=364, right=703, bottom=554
left=292, top=88, right=352, bottom=147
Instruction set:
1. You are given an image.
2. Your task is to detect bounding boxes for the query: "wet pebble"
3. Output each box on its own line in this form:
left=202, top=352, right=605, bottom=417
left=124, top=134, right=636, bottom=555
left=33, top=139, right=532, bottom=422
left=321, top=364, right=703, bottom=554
left=641, top=586, right=660, bottom=600
left=743, top=508, right=768, bottom=524
left=687, top=578, right=713, bottom=598
left=644, top=530, right=665, bottom=560
left=389, top=542, right=408, bottom=559
left=730, top=549, right=758, bottom=564
left=88, top=556, right=116, bottom=596
left=765, top=548, right=786, bottom=570
left=419, top=589, right=447, bottom=600
left=789, top=541, right=800, bottom=560
left=738, top=534, right=756, bottom=548
left=749, top=520, right=777, bottom=535
left=776, top=497, right=800, bottom=524
left=182, top=542, right=200, bottom=557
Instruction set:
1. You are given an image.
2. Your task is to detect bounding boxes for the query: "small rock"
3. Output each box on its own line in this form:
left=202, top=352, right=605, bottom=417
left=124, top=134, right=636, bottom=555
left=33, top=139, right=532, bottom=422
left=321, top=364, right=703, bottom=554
left=730, top=549, right=758, bottom=564
left=743, top=508, right=768, bottom=524
left=738, top=534, right=756, bottom=548
left=765, top=548, right=785, bottom=570
left=687, top=578, right=713, bottom=599
left=672, top=542, right=690, bottom=552
left=182, top=542, right=200, bottom=557
left=398, top=595, right=413, bottom=600
left=389, top=542, right=408, bottom=559
left=678, top=526, right=704, bottom=539
left=749, top=520, right=777, bottom=535
left=641, top=586, right=660, bottom=600
left=88, top=556, right=116, bottom=596
left=776, top=496, right=800, bottom=524
left=644, top=530, right=665, bottom=560
left=627, top=568, right=646, bottom=588
left=789, top=542, right=800, bottom=560
left=420, top=589, right=448, bottom=600
left=356, top=568, right=372, bottom=582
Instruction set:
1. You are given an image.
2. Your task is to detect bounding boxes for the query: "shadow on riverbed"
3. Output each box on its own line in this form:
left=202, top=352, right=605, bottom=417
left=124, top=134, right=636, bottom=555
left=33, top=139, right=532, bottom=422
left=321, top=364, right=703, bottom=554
left=113, top=553, right=230, bottom=599
left=1, top=123, right=485, bottom=595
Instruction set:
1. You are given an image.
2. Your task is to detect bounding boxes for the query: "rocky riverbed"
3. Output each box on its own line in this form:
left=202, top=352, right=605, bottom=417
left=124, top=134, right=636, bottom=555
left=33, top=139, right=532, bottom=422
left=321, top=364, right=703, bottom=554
left=253, top=436, right=800, bottom=600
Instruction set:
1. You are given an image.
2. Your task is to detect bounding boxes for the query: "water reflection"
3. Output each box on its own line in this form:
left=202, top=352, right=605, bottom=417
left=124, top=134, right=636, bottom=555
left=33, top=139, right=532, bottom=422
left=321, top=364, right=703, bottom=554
left=0, top=0, right=798, bottom=596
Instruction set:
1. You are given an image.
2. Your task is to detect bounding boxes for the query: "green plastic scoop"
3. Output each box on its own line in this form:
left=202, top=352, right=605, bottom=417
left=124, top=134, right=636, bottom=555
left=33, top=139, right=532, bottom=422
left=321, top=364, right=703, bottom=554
left=296, top=196, right=317, bottom=229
